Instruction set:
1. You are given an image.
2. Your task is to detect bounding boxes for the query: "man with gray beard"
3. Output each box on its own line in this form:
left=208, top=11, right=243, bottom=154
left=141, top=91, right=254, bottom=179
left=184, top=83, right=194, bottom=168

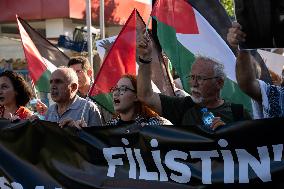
left=137, top=34, right=251, bottom=128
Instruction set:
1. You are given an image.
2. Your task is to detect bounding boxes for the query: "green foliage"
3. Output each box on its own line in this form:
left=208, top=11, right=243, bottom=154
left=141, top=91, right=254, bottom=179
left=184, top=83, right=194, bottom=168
left=220, top=0, right=234, bottom=17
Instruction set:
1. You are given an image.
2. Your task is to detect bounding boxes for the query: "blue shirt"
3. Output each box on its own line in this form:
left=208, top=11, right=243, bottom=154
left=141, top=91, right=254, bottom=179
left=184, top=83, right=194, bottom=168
left=46, top=95, right=102, bottom=126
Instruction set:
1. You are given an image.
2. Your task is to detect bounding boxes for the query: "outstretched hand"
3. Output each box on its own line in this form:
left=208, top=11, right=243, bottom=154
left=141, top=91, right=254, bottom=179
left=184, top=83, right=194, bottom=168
left=99, top=39, right=114, bottom=53
left=137, top=31, right=153, bottom=64
left=227, top=22, right=246, bottom=48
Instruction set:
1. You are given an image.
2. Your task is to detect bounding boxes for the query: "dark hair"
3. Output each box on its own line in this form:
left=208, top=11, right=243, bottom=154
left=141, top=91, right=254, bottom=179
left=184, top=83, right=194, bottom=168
left=67, top=56, right=91, bottom=71
left=120, top=74, right=159, bottom=118
left=0, top=71, right=34, bottom=107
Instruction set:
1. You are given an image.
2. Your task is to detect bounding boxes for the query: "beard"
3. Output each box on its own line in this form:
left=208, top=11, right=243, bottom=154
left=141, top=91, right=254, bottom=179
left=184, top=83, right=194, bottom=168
left=191, top=87, right=203, bottom=104
left=191, top=95, right=203, bottom=104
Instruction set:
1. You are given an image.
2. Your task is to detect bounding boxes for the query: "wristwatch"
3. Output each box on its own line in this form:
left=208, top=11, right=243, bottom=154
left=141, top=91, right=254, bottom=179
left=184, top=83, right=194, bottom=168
left=138, top=56, right=152, bottom=64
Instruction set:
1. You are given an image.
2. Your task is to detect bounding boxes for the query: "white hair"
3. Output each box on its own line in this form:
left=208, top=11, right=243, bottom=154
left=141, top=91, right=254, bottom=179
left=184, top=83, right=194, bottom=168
left=56, top=67, right=78, bottom=85
left=213, top=62, right=226, bottom=80
left=194, top=56, right=226, bottom=80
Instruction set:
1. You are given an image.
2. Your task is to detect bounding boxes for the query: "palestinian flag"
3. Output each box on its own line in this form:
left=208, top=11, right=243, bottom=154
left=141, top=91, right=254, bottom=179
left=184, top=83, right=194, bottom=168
left=90, top=9, right=173, bottom=113
left=187, top=0, right=233, bottom=46
left=151, top=0, right=252, bottom=110
left=17, top=16, right=69, bottom=93
left=89, top=10, right=137, bottom=113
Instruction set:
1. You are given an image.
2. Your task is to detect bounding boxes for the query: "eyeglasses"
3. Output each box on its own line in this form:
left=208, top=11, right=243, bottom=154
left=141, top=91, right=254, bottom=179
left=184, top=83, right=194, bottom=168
left=186, top=75, right=219, bottom=84
left=75, top=70, right=85, bottom=74
left=110, top=85, right=136, bottom=95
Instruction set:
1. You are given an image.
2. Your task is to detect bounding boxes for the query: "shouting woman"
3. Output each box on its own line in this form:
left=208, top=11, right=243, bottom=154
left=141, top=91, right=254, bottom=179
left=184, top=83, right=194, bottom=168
left=106, top=74, right=171, bottom=126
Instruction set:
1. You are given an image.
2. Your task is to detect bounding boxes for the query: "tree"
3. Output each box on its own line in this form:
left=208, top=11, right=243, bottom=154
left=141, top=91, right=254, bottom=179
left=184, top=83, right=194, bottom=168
left=220, top=0, right=234, bottom=18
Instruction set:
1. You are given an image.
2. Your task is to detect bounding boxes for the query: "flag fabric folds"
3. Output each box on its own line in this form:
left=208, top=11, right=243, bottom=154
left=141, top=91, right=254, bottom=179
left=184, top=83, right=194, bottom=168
left=90, top=9, right=174, bottom=113
left=89, top=10, right=137, bottom=113
left=151, top=0, right=252, bottom=110
left=17, top=16, right=69, bottom=93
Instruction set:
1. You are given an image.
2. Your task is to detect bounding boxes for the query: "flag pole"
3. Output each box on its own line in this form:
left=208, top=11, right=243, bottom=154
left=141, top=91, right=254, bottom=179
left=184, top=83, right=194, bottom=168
left=86, top=0, right=93, bottom=79
left=100, top=0, right=105, bottom=39
left=31, top=80, right=39, bottom=99
left=146, top=15, right=176, bottom=96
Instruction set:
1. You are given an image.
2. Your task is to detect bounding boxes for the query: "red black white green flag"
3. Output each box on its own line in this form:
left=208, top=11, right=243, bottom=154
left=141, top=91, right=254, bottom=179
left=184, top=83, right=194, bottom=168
left=151, top=0, right=252, bottom=110
left=89, top=10, right=138, bottom=113
left=17, top=16, right=69, bottom=93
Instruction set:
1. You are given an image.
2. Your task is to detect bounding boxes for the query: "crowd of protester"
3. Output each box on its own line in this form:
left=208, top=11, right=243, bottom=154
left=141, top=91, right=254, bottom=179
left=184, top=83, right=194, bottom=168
left=1, top=21, right=283, bottom=129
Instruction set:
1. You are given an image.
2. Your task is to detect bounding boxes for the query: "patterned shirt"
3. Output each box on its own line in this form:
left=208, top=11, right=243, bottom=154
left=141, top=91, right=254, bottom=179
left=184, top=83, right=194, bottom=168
left=106, top=115, right=172, bottom=126
left=258, top=80, right=284, bottom=118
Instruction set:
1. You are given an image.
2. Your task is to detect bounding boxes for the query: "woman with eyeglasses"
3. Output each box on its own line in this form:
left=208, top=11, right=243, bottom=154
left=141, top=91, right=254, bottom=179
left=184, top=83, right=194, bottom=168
left=106, top=74, right=171, bottom=126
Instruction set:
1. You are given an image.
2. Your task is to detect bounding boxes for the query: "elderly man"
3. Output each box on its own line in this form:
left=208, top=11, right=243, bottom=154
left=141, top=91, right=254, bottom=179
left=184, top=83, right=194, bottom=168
left=227, top=22, right=284, bottom=118
left=67, top=56, right=112, bottom=124
left=46, top=67, right=102, bottom=127
left=137, top=34, right=250, bottom=127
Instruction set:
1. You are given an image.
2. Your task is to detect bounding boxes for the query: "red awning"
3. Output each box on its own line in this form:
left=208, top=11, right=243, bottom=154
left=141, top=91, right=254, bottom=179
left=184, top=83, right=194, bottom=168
left=0, top=0, right=151, bottom=25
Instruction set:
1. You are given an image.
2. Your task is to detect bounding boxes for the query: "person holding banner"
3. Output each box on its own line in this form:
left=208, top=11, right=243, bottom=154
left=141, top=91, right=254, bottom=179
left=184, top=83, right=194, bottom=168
left=227, top=22, right=284, bottom=118
left=0, top=71, right=33, bottom=120
left=45, top=68, right=102, bottom=128
left=106, top=74, right=171, bottom=126
left=136, top=33, right=250, bottom=128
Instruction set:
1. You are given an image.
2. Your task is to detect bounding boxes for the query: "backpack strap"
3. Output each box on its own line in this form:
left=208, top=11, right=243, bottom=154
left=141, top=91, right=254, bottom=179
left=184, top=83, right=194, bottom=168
left=231, top=103, right=244, bottom=121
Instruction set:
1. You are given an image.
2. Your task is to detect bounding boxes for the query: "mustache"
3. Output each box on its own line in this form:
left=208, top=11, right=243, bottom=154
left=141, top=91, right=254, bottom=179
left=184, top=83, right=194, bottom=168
left=50, top=89, right=58, bottom=94
left=191, top=87, right=201, bottom=93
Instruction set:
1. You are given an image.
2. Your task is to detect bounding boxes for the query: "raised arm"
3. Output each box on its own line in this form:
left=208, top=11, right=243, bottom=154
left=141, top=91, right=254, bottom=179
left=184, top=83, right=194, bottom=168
left=137, top=33, right=162, bottom=114
left=227, top=22, right=262, bottom=102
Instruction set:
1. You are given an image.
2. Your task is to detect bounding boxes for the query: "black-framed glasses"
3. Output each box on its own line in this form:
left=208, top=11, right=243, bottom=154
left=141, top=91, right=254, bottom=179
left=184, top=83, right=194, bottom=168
left=75, top=70, right=85, bottom=74
left=110, top=85, right=136, bottom=95
left=186, top=75, right=219, bottom=84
